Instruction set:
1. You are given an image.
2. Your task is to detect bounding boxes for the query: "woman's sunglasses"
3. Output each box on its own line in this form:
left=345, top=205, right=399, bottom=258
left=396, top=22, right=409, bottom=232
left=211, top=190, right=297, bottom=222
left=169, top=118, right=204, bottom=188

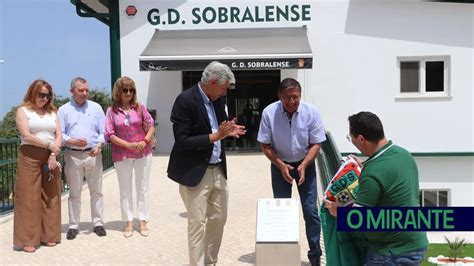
left=124, top=112, right=130, bottom=126
left=122, top=88, right=135, bottom=94
left=38, top=92, right=53, bottom=100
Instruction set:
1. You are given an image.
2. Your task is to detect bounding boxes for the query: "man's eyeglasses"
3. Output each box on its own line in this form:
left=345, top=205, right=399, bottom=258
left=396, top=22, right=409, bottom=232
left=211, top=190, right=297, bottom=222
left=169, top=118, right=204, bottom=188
left=280, top=95, right=301, bottom=102
left=38, top=92, right=52, bottom=100
left=122, top=88, right=135, bottom=94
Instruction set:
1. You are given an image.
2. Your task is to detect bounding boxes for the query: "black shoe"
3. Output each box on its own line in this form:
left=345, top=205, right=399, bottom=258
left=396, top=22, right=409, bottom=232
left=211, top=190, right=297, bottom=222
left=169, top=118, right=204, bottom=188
left=310, top=257, right=321, bottom=266
left=66, top=229, right=78, bottom=240
left=93, top=226, right=107, bottom=237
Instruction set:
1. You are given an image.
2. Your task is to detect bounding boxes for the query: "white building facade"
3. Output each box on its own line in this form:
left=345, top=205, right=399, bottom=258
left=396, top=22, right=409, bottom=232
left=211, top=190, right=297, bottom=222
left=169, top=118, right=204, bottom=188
left=78, top=0, right=474, bottom=207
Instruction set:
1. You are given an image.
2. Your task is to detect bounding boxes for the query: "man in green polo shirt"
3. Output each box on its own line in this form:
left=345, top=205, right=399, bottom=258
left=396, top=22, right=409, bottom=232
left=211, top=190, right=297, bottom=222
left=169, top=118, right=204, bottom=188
left=325, top=111, right=428, bottom=265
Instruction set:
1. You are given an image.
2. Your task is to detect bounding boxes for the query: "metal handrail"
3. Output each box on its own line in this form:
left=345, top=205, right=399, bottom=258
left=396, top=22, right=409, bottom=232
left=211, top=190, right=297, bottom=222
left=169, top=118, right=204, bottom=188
left=0, top=139, right=114, bottom=214
left=317, top=131, right=344, bottom=191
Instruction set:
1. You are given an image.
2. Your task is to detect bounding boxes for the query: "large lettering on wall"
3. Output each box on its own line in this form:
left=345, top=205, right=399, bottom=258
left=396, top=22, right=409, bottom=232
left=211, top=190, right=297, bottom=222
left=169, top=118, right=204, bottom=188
left=147, top=5, right=311, bottom=26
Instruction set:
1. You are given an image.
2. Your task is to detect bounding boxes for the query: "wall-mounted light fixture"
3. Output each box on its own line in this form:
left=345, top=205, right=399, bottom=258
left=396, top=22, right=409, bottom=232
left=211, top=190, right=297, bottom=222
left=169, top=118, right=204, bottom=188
left=126, top=6, right=137, bottom=16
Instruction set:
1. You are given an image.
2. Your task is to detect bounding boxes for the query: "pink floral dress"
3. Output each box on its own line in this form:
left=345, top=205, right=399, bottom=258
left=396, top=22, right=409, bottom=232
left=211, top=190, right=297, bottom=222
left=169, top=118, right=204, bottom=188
left=105, top=104, right=154, bottom=162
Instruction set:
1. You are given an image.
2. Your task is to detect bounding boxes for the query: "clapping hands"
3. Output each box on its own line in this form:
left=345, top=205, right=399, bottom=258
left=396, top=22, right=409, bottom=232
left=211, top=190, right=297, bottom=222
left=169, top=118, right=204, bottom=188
left=218, top=119, right=246, bottom=139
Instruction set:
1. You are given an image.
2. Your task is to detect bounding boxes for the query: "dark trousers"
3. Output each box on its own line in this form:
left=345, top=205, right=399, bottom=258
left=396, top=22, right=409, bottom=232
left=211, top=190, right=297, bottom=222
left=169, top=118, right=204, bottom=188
left=271, top=161, right=322, bottom=260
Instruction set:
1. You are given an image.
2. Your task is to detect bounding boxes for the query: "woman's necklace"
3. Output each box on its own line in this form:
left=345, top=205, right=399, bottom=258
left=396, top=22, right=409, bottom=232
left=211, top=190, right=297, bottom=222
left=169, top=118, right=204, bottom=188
left=122, top=108, right=131, bottom=127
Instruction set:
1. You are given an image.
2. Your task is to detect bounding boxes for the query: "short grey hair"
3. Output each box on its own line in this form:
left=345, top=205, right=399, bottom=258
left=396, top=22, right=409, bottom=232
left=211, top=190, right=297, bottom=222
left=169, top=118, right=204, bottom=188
left=201, top=61, right=235, bottom=86
left=70, top=77, right=87, bottom=89
left=278, top=78, right=301, bottom=93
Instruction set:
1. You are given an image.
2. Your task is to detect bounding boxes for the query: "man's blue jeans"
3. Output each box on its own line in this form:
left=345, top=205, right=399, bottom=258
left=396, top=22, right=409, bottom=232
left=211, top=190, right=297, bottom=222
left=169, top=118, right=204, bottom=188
left=271, top=161, right=322, bottom=261
left=366, top=247, right=427, bottom=266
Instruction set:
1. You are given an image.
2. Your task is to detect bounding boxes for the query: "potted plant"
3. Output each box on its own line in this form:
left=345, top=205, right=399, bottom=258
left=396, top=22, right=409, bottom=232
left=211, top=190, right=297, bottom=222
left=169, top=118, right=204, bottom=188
left=428, top=236, right=474, bottom=265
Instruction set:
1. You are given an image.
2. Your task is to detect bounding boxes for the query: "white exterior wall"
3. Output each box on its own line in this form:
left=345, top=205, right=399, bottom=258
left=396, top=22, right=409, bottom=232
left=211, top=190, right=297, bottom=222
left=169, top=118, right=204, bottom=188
left=119, top=0, right=314, bottom=153
left=417, top=157, right=474, bottom=206
left=119, top=0, right=473, bottom=206
left=307, top=1, right=474, bottom=154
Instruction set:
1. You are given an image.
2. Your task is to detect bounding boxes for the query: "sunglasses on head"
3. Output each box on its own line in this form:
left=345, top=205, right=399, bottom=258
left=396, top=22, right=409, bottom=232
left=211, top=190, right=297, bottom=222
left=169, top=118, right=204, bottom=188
left=38, top=92, right=53, bottom=100
left=122, top=88, right=135, bottom=94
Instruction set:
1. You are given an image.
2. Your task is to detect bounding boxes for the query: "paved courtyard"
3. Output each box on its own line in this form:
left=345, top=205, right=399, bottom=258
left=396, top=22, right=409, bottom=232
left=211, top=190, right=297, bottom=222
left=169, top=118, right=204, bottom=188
left=1, top=153, right=471, bottom=265
left=0, top=154, right=320, bottom=265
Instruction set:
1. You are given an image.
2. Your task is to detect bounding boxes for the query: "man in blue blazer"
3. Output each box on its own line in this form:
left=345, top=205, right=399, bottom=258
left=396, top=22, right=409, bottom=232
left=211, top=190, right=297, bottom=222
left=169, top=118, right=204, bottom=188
left=167, top=61, right=245, bottom=266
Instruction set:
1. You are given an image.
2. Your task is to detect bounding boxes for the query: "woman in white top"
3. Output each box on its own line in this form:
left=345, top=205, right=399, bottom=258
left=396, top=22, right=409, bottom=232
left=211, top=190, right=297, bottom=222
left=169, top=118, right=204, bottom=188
left=13, top=79, right=62, bottom=253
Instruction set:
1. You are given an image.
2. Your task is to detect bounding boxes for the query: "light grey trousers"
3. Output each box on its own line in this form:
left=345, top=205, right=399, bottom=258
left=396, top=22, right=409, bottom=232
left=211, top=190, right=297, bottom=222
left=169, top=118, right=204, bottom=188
left=64, top=150, right=104, bottom=229
left=179, top=165, right=228, bottom=266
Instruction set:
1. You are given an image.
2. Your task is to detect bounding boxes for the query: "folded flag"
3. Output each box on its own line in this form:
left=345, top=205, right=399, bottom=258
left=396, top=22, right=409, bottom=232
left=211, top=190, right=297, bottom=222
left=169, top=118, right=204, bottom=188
left=324, top=157, right=362, bottom=206
left=321, top=156, right=366, bottom=266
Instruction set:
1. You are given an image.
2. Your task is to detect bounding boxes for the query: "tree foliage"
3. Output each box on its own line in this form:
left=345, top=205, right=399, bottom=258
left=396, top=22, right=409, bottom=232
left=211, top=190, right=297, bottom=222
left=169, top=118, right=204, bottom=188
left=55, top=94, right=70, bottom=108
left=0, top=106, right=19, bottom=138
left=0, top=89, right=112, bottom=139
left=88, top=89, right=112, bottom=113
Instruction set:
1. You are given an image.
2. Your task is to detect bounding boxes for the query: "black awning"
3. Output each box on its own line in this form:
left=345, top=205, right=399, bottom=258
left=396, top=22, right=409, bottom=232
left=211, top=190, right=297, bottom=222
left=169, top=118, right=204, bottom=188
left=139, top=27, right=313, bottom=71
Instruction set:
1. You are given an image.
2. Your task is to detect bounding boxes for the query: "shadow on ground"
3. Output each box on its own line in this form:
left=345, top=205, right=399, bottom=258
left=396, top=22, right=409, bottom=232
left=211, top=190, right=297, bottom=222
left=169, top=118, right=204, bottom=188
left=61, top=219, right=149, bottom=234
left=238, top=252, right=311, bottom=265
left=238, top=252, right=255, bottom=263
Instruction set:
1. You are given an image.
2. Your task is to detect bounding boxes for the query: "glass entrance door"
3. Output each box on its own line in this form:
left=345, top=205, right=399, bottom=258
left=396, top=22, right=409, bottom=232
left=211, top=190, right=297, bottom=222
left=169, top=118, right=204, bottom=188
left=183, top=70, right=280, bottom=151
left=226, top=70, right=280, bottom=150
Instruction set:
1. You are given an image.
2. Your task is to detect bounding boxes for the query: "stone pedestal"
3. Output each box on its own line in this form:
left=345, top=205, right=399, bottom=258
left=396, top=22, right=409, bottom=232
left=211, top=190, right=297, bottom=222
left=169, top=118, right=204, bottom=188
left=255, top=243, right=301, bottom=266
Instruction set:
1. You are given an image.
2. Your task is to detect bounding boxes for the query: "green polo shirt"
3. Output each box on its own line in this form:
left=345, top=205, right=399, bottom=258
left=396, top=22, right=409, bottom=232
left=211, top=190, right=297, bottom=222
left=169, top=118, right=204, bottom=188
left=354, top=140, right=428, bottom=255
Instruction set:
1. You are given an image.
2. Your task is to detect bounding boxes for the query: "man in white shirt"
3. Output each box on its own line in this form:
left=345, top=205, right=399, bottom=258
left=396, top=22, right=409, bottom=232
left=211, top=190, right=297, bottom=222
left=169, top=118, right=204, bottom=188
left=57, top=77, right=106, bottom=240
left=257, top=78, right=326, bottom=266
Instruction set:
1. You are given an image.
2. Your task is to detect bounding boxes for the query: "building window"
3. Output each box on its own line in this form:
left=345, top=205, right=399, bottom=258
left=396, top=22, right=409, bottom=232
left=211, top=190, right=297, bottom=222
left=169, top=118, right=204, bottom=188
left=398, top=56, right=450, bottom=98
left=419, top=189, right=449, bottom=207
left=400, top=61, right=419, bottom=93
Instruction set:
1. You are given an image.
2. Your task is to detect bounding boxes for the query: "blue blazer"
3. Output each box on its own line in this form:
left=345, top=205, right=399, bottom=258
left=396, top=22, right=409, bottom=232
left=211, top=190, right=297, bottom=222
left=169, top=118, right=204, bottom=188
left=167, top=84, right=228, bottom=187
